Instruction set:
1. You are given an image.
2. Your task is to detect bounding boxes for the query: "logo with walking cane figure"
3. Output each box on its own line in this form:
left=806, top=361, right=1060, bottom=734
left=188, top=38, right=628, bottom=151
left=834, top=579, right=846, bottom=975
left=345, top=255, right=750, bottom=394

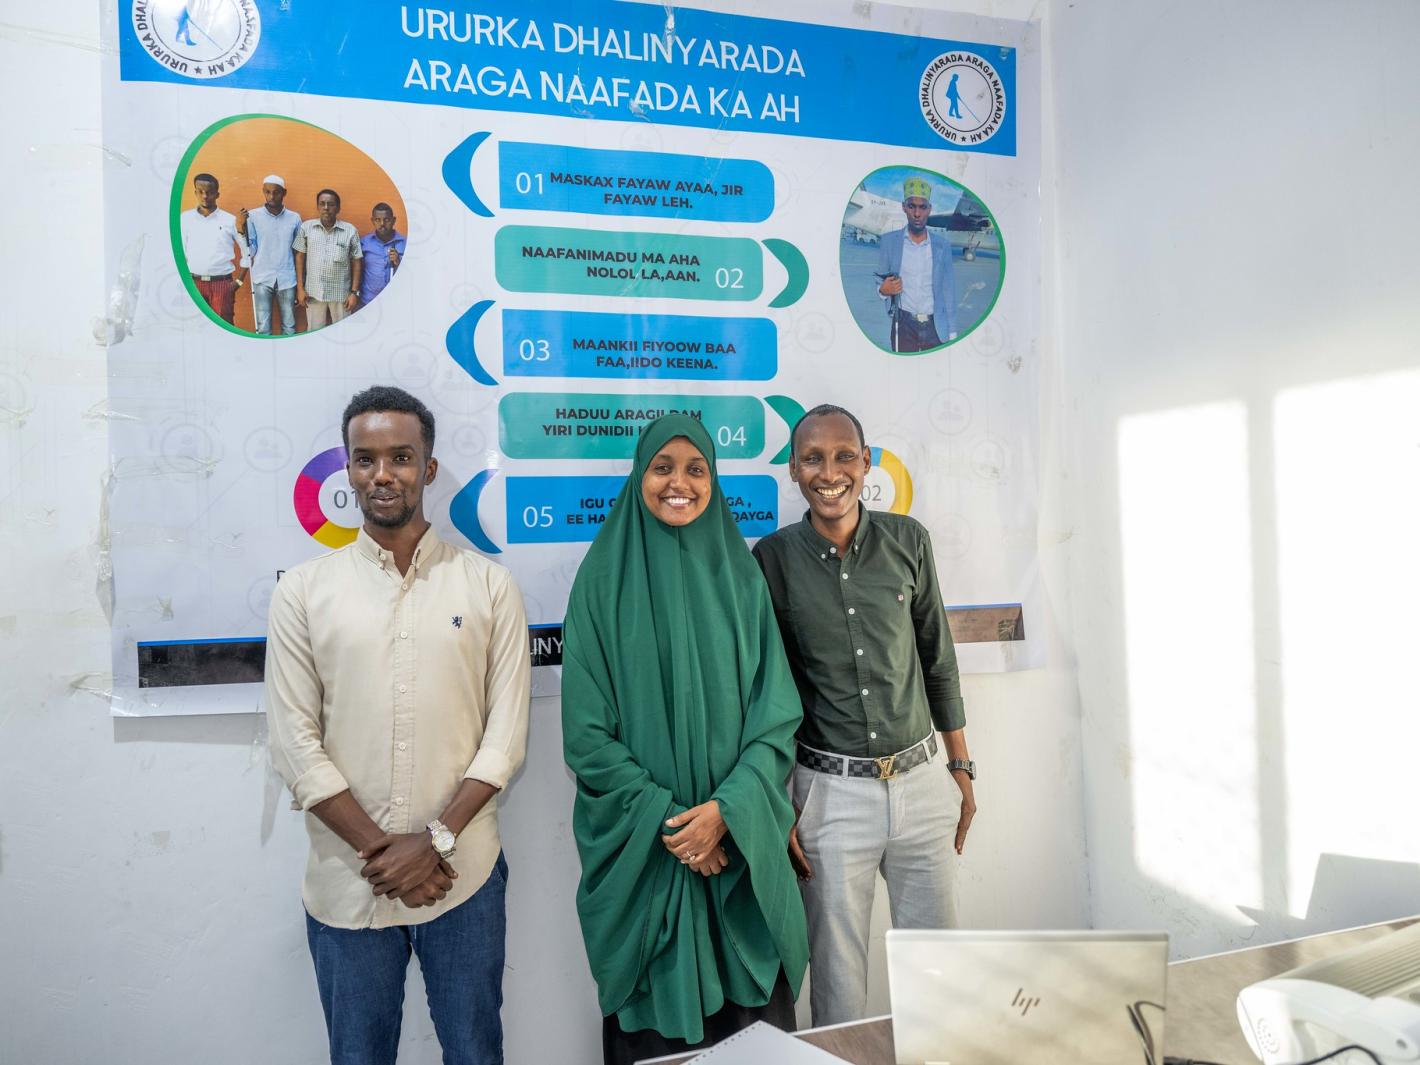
left=920, top=51, right=1007, bottom=146
left=132, top=0, right=261, bottom=80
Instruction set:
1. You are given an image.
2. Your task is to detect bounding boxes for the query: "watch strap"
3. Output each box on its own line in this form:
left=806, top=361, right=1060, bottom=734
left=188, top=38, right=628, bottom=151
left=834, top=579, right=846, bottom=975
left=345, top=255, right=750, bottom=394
left=947, top=758, right=977, bottom=780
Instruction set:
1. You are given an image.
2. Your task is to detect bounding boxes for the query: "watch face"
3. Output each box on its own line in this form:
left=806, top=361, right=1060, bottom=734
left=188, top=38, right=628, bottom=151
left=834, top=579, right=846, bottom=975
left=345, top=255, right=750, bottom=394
left=432, top=829, right=455, bottom=852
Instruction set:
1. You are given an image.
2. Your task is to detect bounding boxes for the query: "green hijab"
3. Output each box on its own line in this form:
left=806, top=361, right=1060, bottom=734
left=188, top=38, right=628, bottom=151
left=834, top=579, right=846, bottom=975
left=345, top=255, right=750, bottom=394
left=561, top=414, right=808, bottom=1042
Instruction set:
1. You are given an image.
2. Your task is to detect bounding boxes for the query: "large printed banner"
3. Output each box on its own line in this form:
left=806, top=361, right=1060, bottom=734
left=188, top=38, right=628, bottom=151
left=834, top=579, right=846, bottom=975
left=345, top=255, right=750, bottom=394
left=105, top=0, right=1041, bottom=714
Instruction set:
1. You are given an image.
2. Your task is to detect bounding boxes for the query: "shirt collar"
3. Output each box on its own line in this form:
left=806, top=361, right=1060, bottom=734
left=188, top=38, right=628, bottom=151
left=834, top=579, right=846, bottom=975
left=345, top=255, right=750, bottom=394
left=797, top=503, right=873, bottom=556
left=354, top=524, right=441, bottom=571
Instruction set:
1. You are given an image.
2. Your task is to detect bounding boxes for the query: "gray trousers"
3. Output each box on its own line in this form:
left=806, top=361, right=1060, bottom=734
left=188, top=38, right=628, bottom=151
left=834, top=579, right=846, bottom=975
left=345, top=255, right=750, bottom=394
left=791, top=742, right=962, bottom=1026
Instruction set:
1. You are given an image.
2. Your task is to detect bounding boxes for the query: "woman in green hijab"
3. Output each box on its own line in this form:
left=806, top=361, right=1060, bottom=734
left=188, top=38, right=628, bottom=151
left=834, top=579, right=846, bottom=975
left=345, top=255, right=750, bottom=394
left=562, top=413, right=809, bottom=1063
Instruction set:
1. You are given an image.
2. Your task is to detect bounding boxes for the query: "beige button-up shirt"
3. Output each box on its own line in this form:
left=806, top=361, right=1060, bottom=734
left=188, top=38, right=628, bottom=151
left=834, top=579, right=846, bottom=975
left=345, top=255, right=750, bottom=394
left=265, top=526, right=530, bottom=929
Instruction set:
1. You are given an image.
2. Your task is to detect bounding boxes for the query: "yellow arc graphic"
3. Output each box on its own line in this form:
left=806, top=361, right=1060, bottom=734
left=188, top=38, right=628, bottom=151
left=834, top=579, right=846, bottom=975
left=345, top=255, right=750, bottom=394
left=872, top=447, right=914, bottom=514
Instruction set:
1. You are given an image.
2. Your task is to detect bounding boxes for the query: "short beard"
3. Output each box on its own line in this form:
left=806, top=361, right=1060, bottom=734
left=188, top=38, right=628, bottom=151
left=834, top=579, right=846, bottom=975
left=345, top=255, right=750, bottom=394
left=363, top=501, right=417, bottom=528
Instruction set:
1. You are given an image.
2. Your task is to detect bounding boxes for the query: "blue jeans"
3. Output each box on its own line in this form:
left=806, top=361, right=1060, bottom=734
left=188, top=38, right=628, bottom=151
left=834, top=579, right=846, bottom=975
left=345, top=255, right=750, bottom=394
left=305, top=852, right=508, bottom=1065
left=252, top=282, right=296, bottom=335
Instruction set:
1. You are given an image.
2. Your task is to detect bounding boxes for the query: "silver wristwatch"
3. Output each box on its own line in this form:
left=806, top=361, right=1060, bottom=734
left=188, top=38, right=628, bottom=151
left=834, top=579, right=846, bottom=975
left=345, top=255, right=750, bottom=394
left=427, top=819, right=456, bottom=859
left=947, top=758, right=977, bottom=781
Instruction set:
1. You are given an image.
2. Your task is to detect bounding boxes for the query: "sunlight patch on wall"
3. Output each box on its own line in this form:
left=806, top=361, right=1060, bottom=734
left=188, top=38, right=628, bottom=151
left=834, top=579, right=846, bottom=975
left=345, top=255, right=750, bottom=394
left=1274, top=369, right=1420, bottom=920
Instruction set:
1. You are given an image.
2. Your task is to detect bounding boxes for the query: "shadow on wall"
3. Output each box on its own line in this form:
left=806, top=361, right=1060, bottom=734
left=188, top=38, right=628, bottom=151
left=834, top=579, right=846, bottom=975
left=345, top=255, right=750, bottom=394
left=1238, top=854, right=1420, bottom=943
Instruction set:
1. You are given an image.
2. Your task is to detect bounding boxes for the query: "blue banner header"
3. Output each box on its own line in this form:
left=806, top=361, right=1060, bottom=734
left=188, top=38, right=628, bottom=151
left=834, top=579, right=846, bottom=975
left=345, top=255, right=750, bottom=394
left=120, top=0, right=1017, bottom=155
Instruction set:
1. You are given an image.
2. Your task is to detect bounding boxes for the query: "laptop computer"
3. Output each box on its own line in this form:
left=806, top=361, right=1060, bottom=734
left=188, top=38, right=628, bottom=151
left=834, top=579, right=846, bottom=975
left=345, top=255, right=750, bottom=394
left=886, top=929, right=1170, bottom=1065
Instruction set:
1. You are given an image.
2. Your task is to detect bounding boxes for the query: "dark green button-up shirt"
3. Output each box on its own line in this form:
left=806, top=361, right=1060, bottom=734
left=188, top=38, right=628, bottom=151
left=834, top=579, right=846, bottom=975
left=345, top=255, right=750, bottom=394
left=752, top=506, right=965, bottom=758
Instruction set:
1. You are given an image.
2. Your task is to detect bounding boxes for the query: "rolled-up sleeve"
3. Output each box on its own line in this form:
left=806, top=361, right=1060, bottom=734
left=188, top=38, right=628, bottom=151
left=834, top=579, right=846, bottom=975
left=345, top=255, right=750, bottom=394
left=464, top=568, right=531, bottom=788
left=911, top=530, right=966, bottom=733
left=264, top=570, right=349, bottom=810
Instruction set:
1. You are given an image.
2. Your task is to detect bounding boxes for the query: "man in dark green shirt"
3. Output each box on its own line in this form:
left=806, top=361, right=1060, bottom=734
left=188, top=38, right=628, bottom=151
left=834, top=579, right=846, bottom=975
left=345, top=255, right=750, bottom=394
left=752, top=404, right=978, bottom=1026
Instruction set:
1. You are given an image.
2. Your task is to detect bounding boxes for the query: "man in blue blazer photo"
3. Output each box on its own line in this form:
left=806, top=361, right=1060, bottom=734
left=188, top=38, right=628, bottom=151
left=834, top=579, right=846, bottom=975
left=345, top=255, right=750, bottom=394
left=876, top=176, right=959, bottom=353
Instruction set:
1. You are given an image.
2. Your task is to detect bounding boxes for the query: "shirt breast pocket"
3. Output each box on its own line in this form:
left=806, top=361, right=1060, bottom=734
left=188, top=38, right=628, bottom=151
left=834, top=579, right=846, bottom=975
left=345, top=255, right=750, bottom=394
left=854, top=571, right=915, bottom=633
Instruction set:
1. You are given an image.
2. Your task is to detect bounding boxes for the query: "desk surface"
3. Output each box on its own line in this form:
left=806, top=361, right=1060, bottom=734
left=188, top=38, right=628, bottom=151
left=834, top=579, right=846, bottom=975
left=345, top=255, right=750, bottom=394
left=649, top=917, right=1417, bottom=1065
left=1168, top=916, right=1415, bottom=1063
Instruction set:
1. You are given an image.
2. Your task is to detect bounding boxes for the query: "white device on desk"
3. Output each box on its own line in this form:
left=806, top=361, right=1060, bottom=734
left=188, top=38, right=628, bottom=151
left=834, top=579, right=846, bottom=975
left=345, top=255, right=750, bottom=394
left=886, top=929, right=1170, bottom=1065
left=1237, top=921, right=1420, bottom=1064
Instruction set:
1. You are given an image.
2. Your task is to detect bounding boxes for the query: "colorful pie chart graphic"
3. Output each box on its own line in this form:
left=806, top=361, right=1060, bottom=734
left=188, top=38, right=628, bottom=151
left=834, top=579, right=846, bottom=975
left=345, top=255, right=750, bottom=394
left=294, top=447, right=358, bottom=549
left=872, top=446, right=914, bottom=515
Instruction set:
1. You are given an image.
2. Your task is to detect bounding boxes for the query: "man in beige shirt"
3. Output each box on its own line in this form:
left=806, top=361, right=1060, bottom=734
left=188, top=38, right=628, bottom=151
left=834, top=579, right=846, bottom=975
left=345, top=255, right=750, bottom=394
left=265, top=384, right=530, bottom=1065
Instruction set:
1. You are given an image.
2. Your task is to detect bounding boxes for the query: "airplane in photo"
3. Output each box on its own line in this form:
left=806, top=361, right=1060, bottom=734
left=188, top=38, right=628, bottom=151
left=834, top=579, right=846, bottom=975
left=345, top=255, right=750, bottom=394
left=841, top=182, right=998, bottom=260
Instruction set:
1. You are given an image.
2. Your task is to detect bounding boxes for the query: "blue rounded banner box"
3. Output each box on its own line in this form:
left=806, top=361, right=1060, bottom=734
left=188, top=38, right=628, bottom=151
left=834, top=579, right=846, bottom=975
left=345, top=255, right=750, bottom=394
left=502, top=308, right=777, bottom=380
left=506, top=474, right=779, bottom=543
left=499, top=142, right=774, bottom=222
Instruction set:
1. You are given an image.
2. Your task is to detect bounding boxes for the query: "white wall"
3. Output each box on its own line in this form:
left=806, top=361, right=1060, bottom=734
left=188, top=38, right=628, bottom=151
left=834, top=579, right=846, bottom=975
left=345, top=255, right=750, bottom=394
left=1051, top=0, right=1420, bottom=957
left=0, top=2, right=1086, bottom=1063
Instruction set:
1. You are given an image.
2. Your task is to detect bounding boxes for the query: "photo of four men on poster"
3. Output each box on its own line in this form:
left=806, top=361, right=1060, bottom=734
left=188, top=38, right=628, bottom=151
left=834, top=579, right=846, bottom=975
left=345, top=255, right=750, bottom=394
left=178, top=171, right=406, bottom=334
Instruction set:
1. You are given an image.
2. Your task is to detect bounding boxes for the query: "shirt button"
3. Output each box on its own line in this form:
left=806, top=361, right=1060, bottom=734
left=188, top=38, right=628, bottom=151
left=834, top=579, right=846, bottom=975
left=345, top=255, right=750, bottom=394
left=820, top=553, right=826, bottom=560
left=829, top=547, right=837, bottom=554
left=398, top=684, right=407, bottom=693
left=399, top=631, right=408, bottom=639
left=397, top=742, right=407, bottom=751
left=870, top=731, right=877, bottom=739
left=393, top=796, right=405, bottom=806
left=861, top=688, right=869, bottom=696
left=848, top=608, right=856, bottom=615
left=841, top=573, right=848, bottom=581
left=856, top=648, right=864, bottom=656
left=402, top=583, right=408, bottom=591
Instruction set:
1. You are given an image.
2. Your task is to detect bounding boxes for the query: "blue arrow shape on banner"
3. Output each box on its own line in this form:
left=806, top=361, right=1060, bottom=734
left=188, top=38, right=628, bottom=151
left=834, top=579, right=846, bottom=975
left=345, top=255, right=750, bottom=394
left=449, top=468, right=502, bottom=554
left=446, top=300, right=498, bottom=386
left=442, top=131, right=494, bottom=218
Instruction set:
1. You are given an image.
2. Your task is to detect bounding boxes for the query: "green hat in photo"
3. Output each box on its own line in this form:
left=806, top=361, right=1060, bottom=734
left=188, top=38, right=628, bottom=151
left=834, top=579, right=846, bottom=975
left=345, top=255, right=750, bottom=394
left=903, top=176, right=932, bottom=200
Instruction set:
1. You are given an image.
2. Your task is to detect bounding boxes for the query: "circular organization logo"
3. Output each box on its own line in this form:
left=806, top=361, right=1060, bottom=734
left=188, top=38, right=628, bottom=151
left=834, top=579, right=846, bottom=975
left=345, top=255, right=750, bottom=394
left=132, top=0, right=261, bottom=80
left=920, top=51, right=1007, bottom=146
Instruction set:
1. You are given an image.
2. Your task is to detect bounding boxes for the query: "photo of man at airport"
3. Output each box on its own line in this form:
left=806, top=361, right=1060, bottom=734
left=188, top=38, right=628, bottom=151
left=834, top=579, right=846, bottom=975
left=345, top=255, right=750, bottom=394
left=838, top=166, right=1004, bottom=354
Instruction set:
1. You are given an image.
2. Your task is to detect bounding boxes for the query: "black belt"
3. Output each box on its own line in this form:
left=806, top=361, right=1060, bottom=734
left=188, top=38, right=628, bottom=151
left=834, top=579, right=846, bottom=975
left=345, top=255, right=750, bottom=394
left=796, top=733, right=937, bottom=781
left=192, top=273, right=232, bottom=282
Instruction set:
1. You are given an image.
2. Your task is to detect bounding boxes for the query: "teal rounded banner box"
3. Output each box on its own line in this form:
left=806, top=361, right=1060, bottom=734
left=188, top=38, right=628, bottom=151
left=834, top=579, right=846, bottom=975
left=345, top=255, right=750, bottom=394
left=499, top=392, right=765, bottom=459
left=494, top=225, right=764, bottom=301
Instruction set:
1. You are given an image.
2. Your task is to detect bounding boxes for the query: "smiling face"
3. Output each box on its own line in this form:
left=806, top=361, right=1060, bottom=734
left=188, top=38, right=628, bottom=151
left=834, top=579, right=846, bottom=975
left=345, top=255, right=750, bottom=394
left=790, top=412, right=871, bottom=529
left=345, top=410, right=436, bottom=531
left=640, top=436, right=712, bottom=527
